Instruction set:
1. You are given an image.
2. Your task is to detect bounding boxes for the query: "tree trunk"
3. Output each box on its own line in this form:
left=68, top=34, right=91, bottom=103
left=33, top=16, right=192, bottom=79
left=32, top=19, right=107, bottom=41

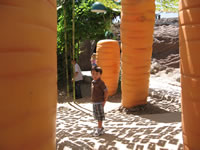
left=72, top=0, right=76, bottom=100
left=63, top=4, right=70, bottom=97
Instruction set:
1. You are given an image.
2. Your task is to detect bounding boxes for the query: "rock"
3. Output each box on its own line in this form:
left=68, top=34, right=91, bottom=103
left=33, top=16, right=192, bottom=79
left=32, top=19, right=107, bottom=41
left=153, top=18, right=179, bottom=59
left=111, top=18, right=179, bottom=59
left=151, top=61, right=167, bottom=74
left=165, top=68, right=174, bottom=74
left=155, top=18, right=179, bottom=26
left=176, top=77, right=180, bottom=82
left=160, top=54, right=180, bottom=68
left=150, top=69, right=158, bottom=74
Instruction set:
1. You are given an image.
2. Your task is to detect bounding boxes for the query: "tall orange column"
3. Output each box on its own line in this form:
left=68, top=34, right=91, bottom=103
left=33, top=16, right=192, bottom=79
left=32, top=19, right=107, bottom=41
left=120, top=0, right=155, bottom=108
left=179, top=0, right=200, bottom=149
left=0, top=1, right=57, bottom=150
left=96, top=40, right=120, bottom=96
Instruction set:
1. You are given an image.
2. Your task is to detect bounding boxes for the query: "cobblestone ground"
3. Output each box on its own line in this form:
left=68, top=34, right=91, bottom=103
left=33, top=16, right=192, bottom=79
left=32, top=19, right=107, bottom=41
left=56, top=102, right=183, bottom=150
left=57, top=68, right=183, bottom=150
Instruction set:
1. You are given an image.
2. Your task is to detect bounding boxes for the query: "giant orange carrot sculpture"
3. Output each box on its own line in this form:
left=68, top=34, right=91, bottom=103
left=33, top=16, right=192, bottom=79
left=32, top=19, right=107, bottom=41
left=0, top=1, right=57, bottom=150
left=179, top=0, right=200, bottom=149
left=120, top=0, right=155, bottom=108
left=96, top=40, right=120, bottom=96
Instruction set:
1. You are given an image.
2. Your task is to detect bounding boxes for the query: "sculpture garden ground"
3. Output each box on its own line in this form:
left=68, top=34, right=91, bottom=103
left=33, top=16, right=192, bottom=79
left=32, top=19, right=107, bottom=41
left=57, top=68, right=183, bottom=150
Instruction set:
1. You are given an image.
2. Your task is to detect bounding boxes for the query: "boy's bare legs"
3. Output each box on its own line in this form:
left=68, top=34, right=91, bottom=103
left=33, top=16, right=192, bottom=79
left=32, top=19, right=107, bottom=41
left=98, top=121, right=102, bottom=129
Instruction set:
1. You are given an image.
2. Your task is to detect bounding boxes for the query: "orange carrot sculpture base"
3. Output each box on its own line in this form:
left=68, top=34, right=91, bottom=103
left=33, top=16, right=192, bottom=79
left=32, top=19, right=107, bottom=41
left=96, top=40, right=120, bottom=96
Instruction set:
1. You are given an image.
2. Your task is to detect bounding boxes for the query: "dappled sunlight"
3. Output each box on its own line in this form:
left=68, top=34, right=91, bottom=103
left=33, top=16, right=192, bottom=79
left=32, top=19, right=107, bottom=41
left=56, top=103, right=183, bottom=150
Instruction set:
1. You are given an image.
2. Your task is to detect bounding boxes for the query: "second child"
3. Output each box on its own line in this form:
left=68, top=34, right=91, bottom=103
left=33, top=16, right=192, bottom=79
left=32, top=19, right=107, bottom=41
left=91, top=53, right=97, bottom=68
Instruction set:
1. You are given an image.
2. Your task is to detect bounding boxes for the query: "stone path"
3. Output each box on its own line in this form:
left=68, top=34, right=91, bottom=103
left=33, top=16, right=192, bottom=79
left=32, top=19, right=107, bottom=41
left=56, top=101, right=183, bottom=150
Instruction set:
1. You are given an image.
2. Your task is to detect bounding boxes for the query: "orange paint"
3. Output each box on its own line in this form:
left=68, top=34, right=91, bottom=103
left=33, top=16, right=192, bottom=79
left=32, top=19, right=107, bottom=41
left=96, top=40, right=120, bottom=96
left=179, top=0, right=200, bottom=149
left=121, top=0, right=155, bottom=108
left=0, top=1, right=57, bottom=150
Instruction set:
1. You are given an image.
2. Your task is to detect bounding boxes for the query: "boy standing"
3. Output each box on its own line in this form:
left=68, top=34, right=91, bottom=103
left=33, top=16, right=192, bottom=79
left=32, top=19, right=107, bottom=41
left=91, top=66, right=108, bottom=136
left=71, top=60, right=83, bottom=99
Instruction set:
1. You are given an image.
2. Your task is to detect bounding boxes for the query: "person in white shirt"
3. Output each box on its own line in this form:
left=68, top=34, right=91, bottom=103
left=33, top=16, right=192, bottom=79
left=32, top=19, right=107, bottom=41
left=71, top=59, right=83, bottom=99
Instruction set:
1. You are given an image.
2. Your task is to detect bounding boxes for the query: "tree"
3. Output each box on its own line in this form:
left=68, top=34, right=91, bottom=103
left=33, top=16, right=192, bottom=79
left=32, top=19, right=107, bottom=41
left=95, top=0, right=178, bottom=12
left=57, top=0, right=120, bottom=94
left=156, top=0, right=178, bottom=12
left=94, top=0, right=121, bottom=10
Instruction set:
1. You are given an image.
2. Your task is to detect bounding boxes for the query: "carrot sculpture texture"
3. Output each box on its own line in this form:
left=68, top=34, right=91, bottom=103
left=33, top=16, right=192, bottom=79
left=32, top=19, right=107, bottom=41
left=179, top=0, right=200, bottom=149
left=96, top=40, right=120, bottom=96
left=120, top=0, right=155, bottom=108
left=0, top=1, right=57, bottom=150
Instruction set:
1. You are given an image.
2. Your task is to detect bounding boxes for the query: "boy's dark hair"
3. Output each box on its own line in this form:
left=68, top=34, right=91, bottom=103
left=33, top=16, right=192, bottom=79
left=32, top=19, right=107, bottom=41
left=91, top=66, right=103, bottom=74
left=71, top=59, right=77, bottom=62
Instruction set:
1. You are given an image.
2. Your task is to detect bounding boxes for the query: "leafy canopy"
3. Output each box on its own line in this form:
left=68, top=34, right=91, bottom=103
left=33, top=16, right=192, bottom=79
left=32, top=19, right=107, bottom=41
left=94, top=0, right=178, bottom=12
left=156, top=0, right=178, bottom=12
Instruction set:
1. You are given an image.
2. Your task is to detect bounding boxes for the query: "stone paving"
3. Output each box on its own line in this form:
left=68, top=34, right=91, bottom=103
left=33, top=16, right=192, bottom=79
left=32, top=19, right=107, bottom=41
left=56, top=102, right=183, bottom=150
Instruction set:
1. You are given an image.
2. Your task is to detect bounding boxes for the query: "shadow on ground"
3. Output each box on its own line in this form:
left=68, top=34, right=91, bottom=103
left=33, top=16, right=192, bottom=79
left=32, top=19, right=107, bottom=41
left=56, top=104, right=183, bottom=150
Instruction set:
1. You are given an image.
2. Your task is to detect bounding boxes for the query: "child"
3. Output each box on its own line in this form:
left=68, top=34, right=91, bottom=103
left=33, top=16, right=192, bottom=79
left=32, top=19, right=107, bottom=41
left=71, top=59, right=83, bottom=99
left=91, top=66, right=108, bottom=136
left=90, top=53, right=97, bottom=68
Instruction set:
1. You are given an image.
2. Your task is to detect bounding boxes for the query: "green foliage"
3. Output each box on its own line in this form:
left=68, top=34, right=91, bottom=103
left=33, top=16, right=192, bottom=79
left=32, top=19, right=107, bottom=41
left=57, top=0, right=119, bottom=53
left=94, top=0, right=121, bottom=10
left=75, top=0, right=109, bottom=40
left=156, top=0, right=178, bottom=12
left=57, top=0, right=120, bottom=88
left=96, top=0, right=178, bottom=12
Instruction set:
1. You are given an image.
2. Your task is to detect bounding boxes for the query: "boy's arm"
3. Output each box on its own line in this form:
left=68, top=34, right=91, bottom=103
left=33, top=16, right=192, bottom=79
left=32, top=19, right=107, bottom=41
left=103, top=89, right=108, bottom=106
left=72, top=64, right=79, bottom=81
left=74, top=72, right=78, bottom=78
left=72, top=72, right=78, bottom=81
